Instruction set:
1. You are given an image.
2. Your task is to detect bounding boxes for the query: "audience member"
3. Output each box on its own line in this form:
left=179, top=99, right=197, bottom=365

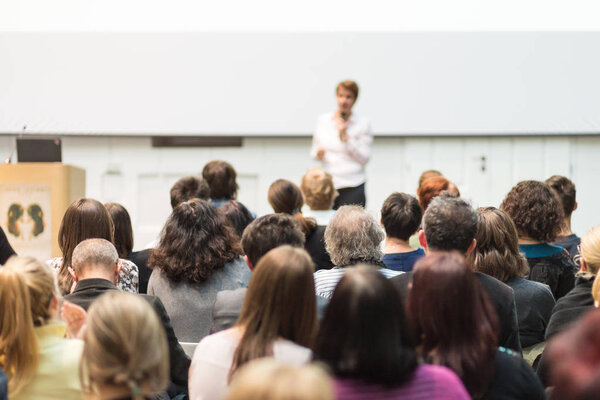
left=189, top=246, right=316, bottom=400
left=314, top=267, right=470, bottom=400
left=417, top=175, right=460, bottom=211
left=47, top=198, right=138, bottom=295
left=170, top=176, right=210, bottom=209
left=300, top=167, right=337, bottom=226
left=381, top=192, right=424, bottom=271
left=546, top=175, right=581, bottom=257
left=390, top=195, right=522, bottom=352
left=417, top=169, right=443, bottom=190
left=218, top=200, right=255, bottom=239
left=80, top=292, right=169, bottom=400
left=544, top=224, right=600, bottom=339
left=63, top=238, right=190, bottom=394
left=0, top=257, right=83, bottom=399
left=268, top=179, right=333, bottom=270
left=105, top=202, right=152, bottom=294
left=148, top=199, right=250, bottom=342
left=501, top=180, right=577, bottom=299
left=469, top=207, right=555, bottom=348
left=225, top=359, right=334, bottom=400
left=0, top=226, right=16, bottom=265
left=202, top=160, right=239, bottom=207
left=408, top=252, right=545, bottom=399
left=211, top=213, right=305, bottom=333
left=314, top=205, right=401, bottom=299
left=545, top=309, right=600, bottom=400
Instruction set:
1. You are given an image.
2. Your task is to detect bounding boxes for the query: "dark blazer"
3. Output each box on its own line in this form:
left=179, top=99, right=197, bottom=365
left=305, top=226, right=334, bottom=271
left=63, top=278, right=190, bottom=394
left=390, top=271, right=522, bottom=353
left=128, top=248, right=152, bottom=294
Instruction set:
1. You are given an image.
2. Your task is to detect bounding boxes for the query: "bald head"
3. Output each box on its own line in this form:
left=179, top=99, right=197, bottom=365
left=71, top=239, right=119, bottom=281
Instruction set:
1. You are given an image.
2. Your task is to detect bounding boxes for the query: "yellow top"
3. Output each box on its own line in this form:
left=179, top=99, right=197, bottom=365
left=12, top=323, right=84, bottom=400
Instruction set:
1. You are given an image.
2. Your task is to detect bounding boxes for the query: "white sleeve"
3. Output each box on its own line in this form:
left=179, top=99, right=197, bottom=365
left=344, top=121, right=372, bottom=165
left=310, top=118, right=323, bottom=160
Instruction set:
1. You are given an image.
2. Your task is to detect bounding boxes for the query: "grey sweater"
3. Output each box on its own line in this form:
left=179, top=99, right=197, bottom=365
left=148, top=257, right=251, bottom=343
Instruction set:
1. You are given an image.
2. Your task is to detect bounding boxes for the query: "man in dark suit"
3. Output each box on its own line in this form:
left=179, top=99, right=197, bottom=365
left=390, top=195, right=522, bottom=353
left=63, top=238, right=190, bottom=396
left=210, top=213, right=307, bottom=333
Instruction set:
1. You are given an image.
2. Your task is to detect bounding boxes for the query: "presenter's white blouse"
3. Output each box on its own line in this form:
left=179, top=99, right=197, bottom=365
left=311, top=112, right=372, bottom=189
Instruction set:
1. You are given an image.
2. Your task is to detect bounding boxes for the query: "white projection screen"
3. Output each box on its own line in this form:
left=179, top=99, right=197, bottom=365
left=0, top=31, right=599, bottom=136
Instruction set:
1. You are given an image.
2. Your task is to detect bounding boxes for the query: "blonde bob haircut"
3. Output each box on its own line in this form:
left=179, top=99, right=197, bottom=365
left=580, top=224, right=600, bottom=277
left=80, top=292, right=169, bottom=400
left=226, top=358, right=334, bottom=400
left=300, top=167, right=336, bottom=211
left=0, top=257, right=57, bottom=396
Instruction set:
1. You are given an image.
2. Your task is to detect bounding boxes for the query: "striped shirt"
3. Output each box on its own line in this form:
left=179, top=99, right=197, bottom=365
left=314, top=267, right=402, bottom=299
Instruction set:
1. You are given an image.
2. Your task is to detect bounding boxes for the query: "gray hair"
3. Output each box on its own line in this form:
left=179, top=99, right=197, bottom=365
left=72, top=238, right=119, bottom=273
left=324, top=205, right=384, bottom=266
left=422, top=195, right=477, bottom=253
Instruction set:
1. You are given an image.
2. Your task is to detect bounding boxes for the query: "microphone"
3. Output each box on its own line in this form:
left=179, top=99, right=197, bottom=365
left=340, top=112, right=347, bottom=121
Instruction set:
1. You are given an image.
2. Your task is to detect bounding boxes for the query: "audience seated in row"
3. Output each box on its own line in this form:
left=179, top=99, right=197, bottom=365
left=189, top=246, right=316, bottom=400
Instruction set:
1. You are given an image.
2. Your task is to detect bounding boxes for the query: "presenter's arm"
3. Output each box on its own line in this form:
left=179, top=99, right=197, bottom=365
left=343, top=121, right=372, bottom=165
left=311, top=118, right=326, bottom=161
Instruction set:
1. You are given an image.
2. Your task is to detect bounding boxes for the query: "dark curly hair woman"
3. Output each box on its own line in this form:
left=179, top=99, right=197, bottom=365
left=148, top=198, right=250, bottom=342
left=500, top=180, right=577, bottom=299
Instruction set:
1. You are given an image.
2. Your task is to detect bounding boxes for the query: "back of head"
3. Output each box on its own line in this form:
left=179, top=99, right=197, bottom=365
left=469, top=207, right=529, bottom=282
left=241, top=213, right=305, bottom=267
left=381, top=192, right=423, bottom=241
left=500, top=180, right=564, bottom=243
left=170, top=176, right=210, bottom=209
left=315, top=266, right=416, bottom=386
left=0, top=257, right=56, bottom=396
left=300, top=167, right=336, bottom=211
left=226, top=359, right=334, bottom=400
left=546, top=175, right=577, bottom=218
left=218, top=200, right=255, bottom=239
left=81, top=292, right=168, bottom=400
left=417, top=176, right=451, bottom=210
left=72, top=238, right=119, bottom=277
left=422, top=195, right=477, bottom=253
left=232, top=246, right=317, bottom=376
left=580, top=225, right=600, bottom=277
left=268, top=179, right=317, bottom=237
left=58, top=198, right=114, bottom=294
left=150, top=199, right=241, bottom=283
left=407, top=252, right=497, bottom=397
left=417, top=169, right=443, bottom=191
left=104, top=203, right=133, bottom=258
left=324, top=205, right=384, bottom=266
left=202, top=160, right=238, bottom=200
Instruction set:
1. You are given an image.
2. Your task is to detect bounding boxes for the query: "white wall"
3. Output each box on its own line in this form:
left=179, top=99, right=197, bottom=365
left=1, top=134, right=597, bottom=251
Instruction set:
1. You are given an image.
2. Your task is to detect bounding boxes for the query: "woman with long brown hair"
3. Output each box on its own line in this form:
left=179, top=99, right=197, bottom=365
left=0, top=257, right=83, bottom=399
left=268, top=179, right=333, bottom=270
left=188, top=245, right=317, bottom=400
left=468, top=207, right=555, bottom=348
left=47, top=198, right=138, bottom=295
left=408, top=252, right=545, bottom=399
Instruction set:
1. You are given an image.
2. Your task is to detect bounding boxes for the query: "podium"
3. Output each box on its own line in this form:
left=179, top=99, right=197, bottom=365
left=0, top=163, right=86, bottom=260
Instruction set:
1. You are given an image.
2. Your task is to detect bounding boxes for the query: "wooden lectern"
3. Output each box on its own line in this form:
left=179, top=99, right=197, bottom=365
left=0, top=163, right=85, bottom=259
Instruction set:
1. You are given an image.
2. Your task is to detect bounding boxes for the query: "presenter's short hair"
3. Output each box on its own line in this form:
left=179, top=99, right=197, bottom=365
left=336, top=80, right=359, bottom=99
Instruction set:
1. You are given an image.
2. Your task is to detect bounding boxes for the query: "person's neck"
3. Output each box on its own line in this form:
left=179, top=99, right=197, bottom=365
left=518, top=236, right=542, bottom=245
left=384, top=237, right=414, bottom=254
left=558, top=216, right=573, bottom=237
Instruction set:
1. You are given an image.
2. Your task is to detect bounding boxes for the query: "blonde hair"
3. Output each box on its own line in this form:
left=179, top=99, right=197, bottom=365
left=580, top=225, right=600, bottom=277
left=0, top=257, right=57, bottom=396
left=300, top=167, right=336, bottom=211
left=226, top=359, right=334, bottom=400
left=593, top=274, right=600, bottom=308
left=80, top=292, right=169, bottom=400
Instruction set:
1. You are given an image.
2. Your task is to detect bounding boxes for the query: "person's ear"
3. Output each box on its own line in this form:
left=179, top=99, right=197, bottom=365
left=580, top=258, right=587, bottom=273
left=418, top=229, right=427, bottom=250
left=573, top=201, right=578, bottom=212
left=68, top=267, right=78, bottom=283
left=116, top=260, right=123, bottom=277
left=244, top=254, right=254, bottom=271
left=466, top=239, right=477, bottom=255
left=49, top=295, right=59, bottom=314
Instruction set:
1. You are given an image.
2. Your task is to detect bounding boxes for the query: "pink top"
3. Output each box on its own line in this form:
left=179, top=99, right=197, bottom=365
left=335, top=364, right=469, bottom=400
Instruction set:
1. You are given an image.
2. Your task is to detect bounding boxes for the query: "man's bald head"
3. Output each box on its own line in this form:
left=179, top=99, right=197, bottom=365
left=72, top=238, right=119, bottom=276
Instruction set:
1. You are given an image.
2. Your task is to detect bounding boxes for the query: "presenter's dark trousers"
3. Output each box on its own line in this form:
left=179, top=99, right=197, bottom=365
left=333, top=183, right=366, bottom=209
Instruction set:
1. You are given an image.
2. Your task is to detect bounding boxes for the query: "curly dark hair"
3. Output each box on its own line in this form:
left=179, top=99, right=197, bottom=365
left=149, top=199, right=241, bottom=283
left=500, top=180, right=564, bottom=243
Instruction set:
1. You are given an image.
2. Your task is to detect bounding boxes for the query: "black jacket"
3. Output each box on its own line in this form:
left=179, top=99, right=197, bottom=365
left=390, top=271, right=522, bottom=353
left=63, top=279, right=190, bottom=394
